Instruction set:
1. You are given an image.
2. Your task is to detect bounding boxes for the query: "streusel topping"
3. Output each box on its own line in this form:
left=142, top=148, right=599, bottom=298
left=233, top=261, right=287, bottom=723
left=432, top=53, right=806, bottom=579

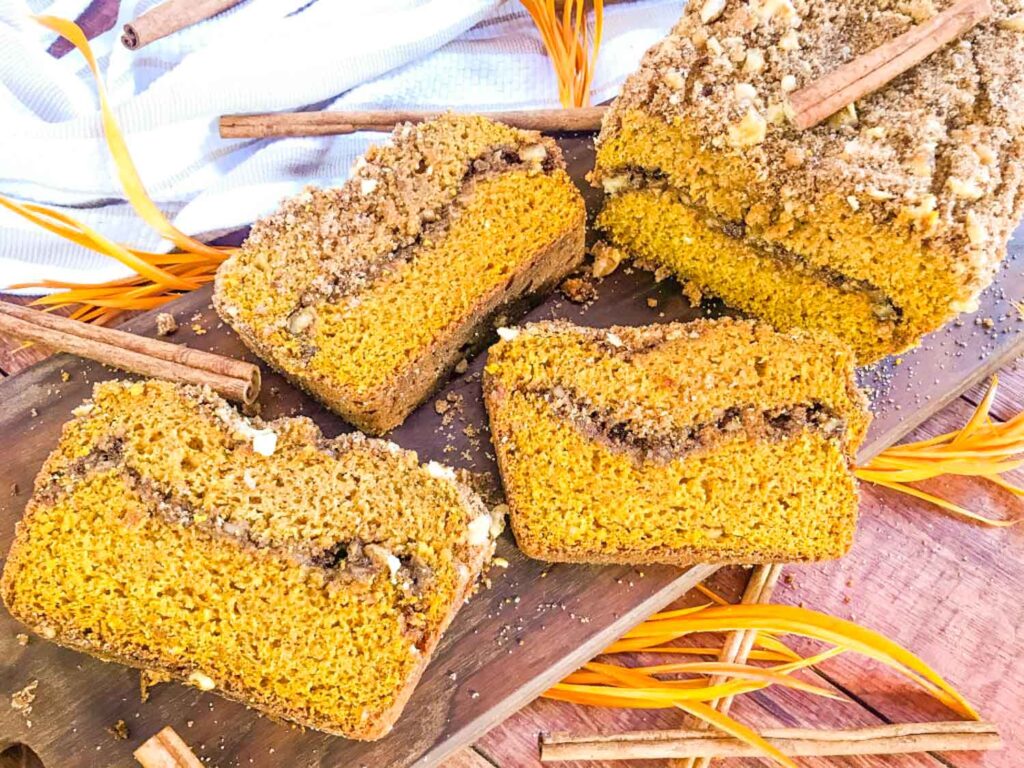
left=600, top=0, right=1024, bottom=250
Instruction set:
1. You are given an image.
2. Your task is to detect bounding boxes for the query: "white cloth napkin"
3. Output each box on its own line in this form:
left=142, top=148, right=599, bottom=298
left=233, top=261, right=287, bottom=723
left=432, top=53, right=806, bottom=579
left=0, top=0, right=680, bottom=290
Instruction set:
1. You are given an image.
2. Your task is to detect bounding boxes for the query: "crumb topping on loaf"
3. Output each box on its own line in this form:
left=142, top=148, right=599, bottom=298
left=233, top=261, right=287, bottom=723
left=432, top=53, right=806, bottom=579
left=598, top=0, right=1024, bottom=252
left=214, top=114, right=586, bottom=433
left=220, top=114, right=563, bottom=323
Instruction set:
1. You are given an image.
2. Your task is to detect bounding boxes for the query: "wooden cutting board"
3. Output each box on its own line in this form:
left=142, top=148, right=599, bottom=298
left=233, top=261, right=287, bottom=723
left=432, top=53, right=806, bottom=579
left=0, top=135, right=1022, bottom=768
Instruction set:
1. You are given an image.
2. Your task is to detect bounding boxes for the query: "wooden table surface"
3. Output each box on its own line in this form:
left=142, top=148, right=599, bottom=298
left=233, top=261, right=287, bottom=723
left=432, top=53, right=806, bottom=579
left=2, top=3, right=1023, bottom=767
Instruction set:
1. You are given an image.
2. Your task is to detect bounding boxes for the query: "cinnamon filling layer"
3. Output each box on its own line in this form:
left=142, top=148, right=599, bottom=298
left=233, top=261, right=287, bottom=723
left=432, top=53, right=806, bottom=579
left=37, top=439, right=435, bottom=599
left=602, top=167, right=902, bottom=324
left=527, top=386, right=846, bottom=464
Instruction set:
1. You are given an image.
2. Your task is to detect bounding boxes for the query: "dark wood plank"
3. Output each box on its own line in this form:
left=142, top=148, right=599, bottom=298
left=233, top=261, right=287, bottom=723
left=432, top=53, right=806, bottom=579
left=1, top=134, right=1023, bottom=767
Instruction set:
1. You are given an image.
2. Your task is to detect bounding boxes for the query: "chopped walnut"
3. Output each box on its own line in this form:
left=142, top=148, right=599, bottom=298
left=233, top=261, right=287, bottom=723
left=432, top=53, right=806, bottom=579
left=734, top=82, right=758, bottom=103
left=519, top=143, right=547, bottom=163
left=779, top=29, right=800, bottom=50
left=700, top=0, right=726, bottom=24
left=664, top=69, right=687, bottom=89
left=783, top=147, right=805, bottom=167
left=287, top=306, right=316, bottom=334
left=906, top=148, right=934, bottom=177
left=998, top=12, right=1024, bottom=31
left=727, top=107, right=767, bottom=147
left=965, top=210, right=987, bottom=245
left=591, top=241, right=625, bottom=278
left=947, top=176, right=984, bottom=200
left=601, top=174, right=630, bottom=194
left=743, top=48, right=766, bottom=74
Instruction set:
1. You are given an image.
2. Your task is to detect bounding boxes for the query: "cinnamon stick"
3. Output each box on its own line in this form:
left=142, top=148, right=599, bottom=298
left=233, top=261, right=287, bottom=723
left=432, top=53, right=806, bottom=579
left=788, top=0, right=992, bottom=129
left=219, top=107, right=608, bottom=139
left=540, top=721, right=1001, bottom=762
left=0, top=302, right=260, bottom=404
left=122, top=0, right=244, bottom=50
left=134, top=725, right=204, bottom=768
left=676, top=564, right=783, bottom=768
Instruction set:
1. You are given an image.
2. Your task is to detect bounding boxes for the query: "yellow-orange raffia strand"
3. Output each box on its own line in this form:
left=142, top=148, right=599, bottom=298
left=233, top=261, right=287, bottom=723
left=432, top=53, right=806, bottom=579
left=856, top=376, right=1022, bottom=527
left=547, top=594, right=976, bottom=767
left=657, top=589, right=803, bottom=662
left=2, top=16, right=233, bottom=323
left=584, top=659, right=844, bottom=700
left=0, top=196, right=198, bottom=292
left=573, top=662, right=801, bottom=768
left=598, top=645, right=796, bottom=663
left=617, top=605, right=977, bottom=720
left=521, top=0, right=603, bottom=107
left=33, top=16, right=224, bottom=260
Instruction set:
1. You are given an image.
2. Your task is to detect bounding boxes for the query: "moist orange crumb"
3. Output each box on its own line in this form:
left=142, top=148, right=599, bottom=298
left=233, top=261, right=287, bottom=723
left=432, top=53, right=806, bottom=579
left=483, top=318, right=869, bottom=565
left=0, top=379, right=502, bottom=739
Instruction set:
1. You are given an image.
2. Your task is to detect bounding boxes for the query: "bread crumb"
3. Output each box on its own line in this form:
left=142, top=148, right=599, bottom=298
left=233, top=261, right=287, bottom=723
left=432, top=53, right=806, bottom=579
left=140, top=669, right=172, bottom=703
left=106, top=719, right=129, bottom=740
left=155, top=312, right=178, bottom=336
left=560, top=276, right=597, bottom=304
left=11, top=680, right=37, bottom=717
left=16, top=633, right=28, bottom=646
left=682, top=281, right=704, bottom=307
